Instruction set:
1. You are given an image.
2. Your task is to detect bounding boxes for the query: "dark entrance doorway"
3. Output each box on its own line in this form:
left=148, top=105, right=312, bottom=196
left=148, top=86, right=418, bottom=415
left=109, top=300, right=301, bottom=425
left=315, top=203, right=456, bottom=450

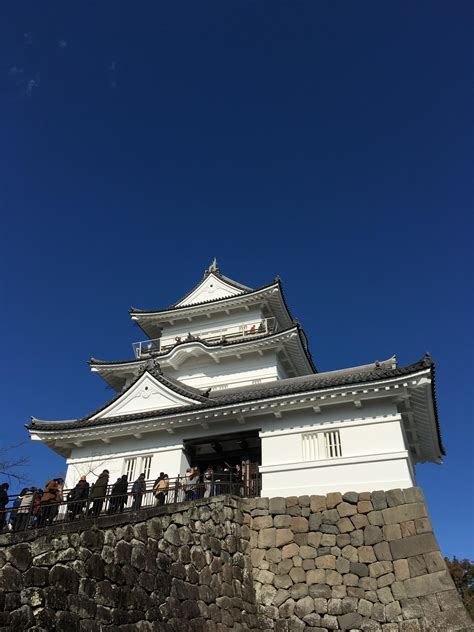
left=183, top=429, right=261, bottom=496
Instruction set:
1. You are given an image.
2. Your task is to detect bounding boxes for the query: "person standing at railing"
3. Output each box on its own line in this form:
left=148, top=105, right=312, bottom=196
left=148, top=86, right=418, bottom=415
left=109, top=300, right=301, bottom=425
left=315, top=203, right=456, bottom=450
left=0, top=483, right=9, bottom=531
left=90, top=469, right=109, bottom=516
left=67, top=476, right=90, bottom=520
left=14, top=487, right=35, bottom=531
left=109, top=475, right=128, bottom=514
left=38, top=478, right=63, bottom=526
left=203, top=466, right=213, bottom=498
left=131, top=473, right=146, bottom=510
left=153, top=472, right=169, bottom=506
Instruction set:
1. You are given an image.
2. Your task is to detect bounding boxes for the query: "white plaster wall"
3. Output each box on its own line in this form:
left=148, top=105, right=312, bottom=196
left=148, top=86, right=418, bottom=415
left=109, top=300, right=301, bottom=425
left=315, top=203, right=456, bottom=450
left=260, top=457, right=414, bottom=496
left=258, top=401, right=414, bottom=495
left=160, top=308, right=265, bottom=347
left=168, top=351, right=280, bottom=390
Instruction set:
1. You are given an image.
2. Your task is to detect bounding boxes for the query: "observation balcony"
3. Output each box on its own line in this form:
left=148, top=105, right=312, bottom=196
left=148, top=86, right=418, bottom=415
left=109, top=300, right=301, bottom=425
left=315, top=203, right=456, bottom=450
left=132, top=317, right=277, bottom=359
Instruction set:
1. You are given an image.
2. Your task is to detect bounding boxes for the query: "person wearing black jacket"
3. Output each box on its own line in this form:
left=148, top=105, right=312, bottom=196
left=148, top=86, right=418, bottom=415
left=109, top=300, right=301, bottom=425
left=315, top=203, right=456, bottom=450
left=67, top=476, right=90, bottom=519
left=132, top=473, right=146, bottom=510
left=109, top=475, right=128, bottom=514
left=0, top=483, right=9, bottom=530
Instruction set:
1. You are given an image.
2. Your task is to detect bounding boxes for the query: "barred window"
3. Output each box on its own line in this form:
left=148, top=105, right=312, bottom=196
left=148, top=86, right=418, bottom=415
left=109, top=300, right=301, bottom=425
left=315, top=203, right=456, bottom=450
left=324, top=430, right=342, bottom=458
left=141, top=455, right=152, bottom=479
left=124, top=457, right=137, bottom=480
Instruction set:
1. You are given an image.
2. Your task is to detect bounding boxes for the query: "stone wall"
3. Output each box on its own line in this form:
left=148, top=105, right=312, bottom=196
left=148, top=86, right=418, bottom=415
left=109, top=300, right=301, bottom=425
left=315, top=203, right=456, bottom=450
left=0, top=488, right=472, bottom=631
left=0, top=498, right=258, bottom=632
left=248, top=488, right=472, bottom=632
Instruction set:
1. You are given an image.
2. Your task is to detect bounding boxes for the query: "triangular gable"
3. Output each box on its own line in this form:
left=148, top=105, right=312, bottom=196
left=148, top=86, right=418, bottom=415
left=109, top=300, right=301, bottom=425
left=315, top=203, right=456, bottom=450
left=175, top=272, right=245, bottom=307
left=91, top=372, right=200, bottom=420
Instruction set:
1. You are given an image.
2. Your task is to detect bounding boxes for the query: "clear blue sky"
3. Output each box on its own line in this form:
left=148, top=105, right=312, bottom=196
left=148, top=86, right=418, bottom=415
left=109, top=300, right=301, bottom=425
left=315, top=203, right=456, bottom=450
left=0, top=2, right=472, bottom=558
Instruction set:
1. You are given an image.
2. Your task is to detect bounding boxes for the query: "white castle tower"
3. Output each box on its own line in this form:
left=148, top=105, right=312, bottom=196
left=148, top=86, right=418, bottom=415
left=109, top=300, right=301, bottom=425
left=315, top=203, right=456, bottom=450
left=28, top=261, right=444, bottom=496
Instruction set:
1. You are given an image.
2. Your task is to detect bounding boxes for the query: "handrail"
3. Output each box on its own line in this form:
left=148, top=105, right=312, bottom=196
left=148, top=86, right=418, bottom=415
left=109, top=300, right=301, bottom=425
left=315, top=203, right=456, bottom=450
left=132, top=317, right=277, bottom=359
left=0, top=474, right=261, bottom=534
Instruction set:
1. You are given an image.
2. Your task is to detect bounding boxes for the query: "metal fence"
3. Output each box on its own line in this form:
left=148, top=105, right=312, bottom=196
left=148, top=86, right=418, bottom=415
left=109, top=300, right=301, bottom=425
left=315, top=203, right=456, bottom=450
left=0, top=474, right=261, bottom=534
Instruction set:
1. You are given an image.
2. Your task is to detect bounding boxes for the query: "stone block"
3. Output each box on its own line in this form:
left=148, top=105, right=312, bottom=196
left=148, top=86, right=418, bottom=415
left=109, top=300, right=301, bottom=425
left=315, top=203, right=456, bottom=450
left=423, top=551, right=446, bottom=574
left=358, top=598, right=373, bottom=617
left=337, top=502, right=357, bottom=517
left=342, top=573, right=358, bottom=587
left=403, top=487, right=424, bottom=504
left=372, top=602, right=386, bottom=622
left=299, top=545, right=317, bottom=559
left=393, top=559, right=410, bottom=581
left=373, top=541, right=393, bottom=561
left=418, top=593, right=439, bottom=615
left=377, top=586, right=394, bottom=604
left=336, top=557, right=350, bottom=574
left=310, top=495, right=327, bottom=513
left=351, top=513, right=369, bottom=529
left=289, top=567, right=305, bottom=584
left=258, top=528, right=277, bottom=549
left=367, top=511, right=385, bottom=526
left=357, top=500, right=374, bottom=514
left=364, top=525, right=383, bottom=546
left=325, top=570, right=343, bottom=586
left=358, top=546, right=376, bottom=563
left=336, top=533, right=351, bottom=548
left=382, top=503, right=427, bottom=526
left=253, top=515, right=273, bottom=530
left=385, top=600, right=402, bottom=621
left=274, top=515, right=291, bottom=528
left=308, top=513, right=322, bottom=531
left=307, top=532, right=322, bottom=549
left=390, top=533, right=439, bottom=560
left=341, top=596, right=358, bottom=613
left=293, top=555, right=303, bottom=567
left=338, top=611, right=362, bottom=630
left=407, top=555, right=427, bottom=578
left=291, top=517, right=309, bottom=533
left=313, top=597, right=328, bottom=614
left=322, top=509, right=340, bottom=525
left=377, top=573, right=395, bottom=588
left=414, top=517, right=432, bottom=534
left=359, top=576, right=377, bottom=590
left=404, top=570, right=454, bottom=598
left=278, top=597, right=296, bottom=617
left=369, top=561, right=393, bottom=578
left=342, top=491, right=359, bottom=504
left=331, top=584, right=347, bottom=598
left=336, top=518, right=354, bottom=533
left=276, top=529, right=294, bottom=547
left=371, top=490, right=388, bottom=510
left=289, top=583, right=308, bottom=599
left=294, top=595, right=314, bottom=618
left=321, top=613, right=339, bottom=629
left=341, top=545, right=358, bottom=562
left=269, top=497, right=286, bottom=514
left=350, top=562, right=369, bottom=577
left=266, top=547, right=282, bottom=563
left=326, top=492, right=343, bottom=509
left=274, top=574, right=293, bottom=589
left=400, top=520, right=416, bottom=538
left=350, top=529, right=364, bottom=547
left=315, top=555, right=336, bottom=570
left=294, top=533, right=308, bottom=546
left=386, top=489, right=405, bottom=507
left=383, top=524, right=402, bottom=541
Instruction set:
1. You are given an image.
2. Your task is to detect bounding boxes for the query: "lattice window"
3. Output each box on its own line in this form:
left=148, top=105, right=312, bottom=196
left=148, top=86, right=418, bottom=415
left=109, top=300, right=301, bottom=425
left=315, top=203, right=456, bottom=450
left=324, top=430, right=342, bottom=458
left=141, top=455, right=152, bottom=479
left=124, top=458, right=137, bottom=480
left=302, top=430, right=343, bottom=461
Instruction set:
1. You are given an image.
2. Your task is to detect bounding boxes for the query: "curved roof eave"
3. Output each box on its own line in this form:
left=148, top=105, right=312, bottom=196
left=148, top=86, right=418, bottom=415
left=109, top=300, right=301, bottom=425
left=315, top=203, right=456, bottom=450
left=90, top=324, right=307, bottom=368
left=28, top=358, right=442, bottom=451
left=130, top=280, right=281, bottom=317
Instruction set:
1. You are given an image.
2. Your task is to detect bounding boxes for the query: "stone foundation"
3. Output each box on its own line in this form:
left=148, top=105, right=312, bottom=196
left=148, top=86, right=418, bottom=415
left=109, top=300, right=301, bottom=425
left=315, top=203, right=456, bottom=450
left=0, top=488, right=472, bottom=631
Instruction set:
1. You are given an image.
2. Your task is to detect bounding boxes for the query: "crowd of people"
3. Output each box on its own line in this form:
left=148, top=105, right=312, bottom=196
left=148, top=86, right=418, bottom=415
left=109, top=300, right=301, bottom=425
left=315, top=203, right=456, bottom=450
left=0, top=461, right=244, bottom=532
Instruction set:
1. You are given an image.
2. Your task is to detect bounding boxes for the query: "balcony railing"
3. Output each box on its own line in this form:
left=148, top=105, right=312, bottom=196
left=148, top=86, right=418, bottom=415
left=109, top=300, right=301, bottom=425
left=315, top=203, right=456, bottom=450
left=0, top=474, right=261, bottom=535
left=133, top=317, right=277, bottom=359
